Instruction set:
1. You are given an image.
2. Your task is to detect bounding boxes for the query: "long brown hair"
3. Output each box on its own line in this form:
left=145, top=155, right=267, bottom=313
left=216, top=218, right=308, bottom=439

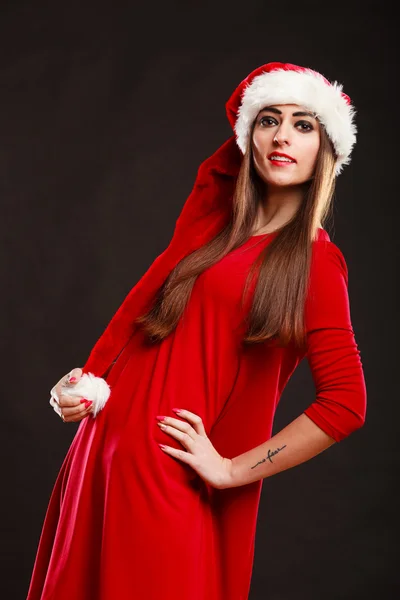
left=135, top=120, right=337, bottom=351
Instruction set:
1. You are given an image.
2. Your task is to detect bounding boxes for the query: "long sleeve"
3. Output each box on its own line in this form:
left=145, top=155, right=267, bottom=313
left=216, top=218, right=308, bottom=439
left=303, top=241, right=367, bottom=442
left=82, top=136, right=241, bottom=379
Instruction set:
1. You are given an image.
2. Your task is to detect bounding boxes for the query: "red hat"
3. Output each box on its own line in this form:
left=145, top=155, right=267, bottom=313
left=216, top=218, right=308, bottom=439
left=226, top=61, right=357, bottom=175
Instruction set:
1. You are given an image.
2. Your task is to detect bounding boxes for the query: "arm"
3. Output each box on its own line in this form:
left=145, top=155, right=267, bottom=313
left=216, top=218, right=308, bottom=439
left=225, top=241, right=367, bottom=489
left=227, top=413, right=335, bottom=487
left=157, top=242, right=366, bottom=491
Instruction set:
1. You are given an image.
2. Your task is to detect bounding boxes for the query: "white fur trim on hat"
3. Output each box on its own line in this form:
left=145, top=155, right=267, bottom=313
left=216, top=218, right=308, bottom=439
left=235, top=68, right=357, bottom=175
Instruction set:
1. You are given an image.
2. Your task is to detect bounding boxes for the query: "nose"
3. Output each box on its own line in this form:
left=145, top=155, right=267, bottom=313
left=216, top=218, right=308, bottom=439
left=273, top=123, right=291, bottom=146
left=273, top=134, right=288, bottom=145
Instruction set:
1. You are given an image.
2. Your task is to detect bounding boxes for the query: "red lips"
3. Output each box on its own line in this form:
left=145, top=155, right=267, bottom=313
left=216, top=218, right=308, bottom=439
left=267, top=151, right=296, bottom=162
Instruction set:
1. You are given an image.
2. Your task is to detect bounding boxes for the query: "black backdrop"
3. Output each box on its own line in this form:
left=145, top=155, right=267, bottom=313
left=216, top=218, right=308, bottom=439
left=1, top=1, right=397, bottom=599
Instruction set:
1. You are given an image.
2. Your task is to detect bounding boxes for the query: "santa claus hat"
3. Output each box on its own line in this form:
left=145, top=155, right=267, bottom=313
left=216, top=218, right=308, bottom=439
left=225, top=61, right=357, bottom=175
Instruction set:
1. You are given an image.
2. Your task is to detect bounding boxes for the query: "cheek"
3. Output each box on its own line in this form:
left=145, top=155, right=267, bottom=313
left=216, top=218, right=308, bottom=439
left=252, top=129, right=272, bottom=154
left=302, top=139, right=320, bottom=169
left=251, top=133, right=263, bottom=156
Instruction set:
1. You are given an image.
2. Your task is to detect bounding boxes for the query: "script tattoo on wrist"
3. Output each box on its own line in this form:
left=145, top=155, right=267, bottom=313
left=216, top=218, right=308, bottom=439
left=250, top=444, right=287, bottom=469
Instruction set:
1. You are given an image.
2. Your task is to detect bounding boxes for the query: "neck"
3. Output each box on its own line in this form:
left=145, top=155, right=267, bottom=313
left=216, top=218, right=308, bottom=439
left=253, top=183, right=308, bottom=234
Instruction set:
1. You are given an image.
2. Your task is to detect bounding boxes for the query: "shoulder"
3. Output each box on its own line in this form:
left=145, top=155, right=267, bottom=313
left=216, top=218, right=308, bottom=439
left=305, top=234, right=353, bottom=334
left=311, top=230, right=348, bottom=285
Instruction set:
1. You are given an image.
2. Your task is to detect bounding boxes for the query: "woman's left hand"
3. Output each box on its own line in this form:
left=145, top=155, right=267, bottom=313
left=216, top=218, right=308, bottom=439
left=156, top=409, right=233, bottom=490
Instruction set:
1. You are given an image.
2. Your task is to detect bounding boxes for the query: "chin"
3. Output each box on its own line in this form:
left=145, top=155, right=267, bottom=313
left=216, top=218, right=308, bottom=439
left=266, top=176, right=298, bottom=187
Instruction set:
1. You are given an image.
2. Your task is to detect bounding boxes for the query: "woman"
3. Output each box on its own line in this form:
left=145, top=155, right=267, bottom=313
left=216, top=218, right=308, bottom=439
left=26, top=62, right=367, bottom=600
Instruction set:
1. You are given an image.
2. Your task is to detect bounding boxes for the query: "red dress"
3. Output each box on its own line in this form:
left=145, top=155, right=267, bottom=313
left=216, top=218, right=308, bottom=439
left=26, top=229, right=367, bottom=600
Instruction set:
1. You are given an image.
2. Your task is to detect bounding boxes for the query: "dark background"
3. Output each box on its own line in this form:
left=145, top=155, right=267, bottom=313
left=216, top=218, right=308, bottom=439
left=1, top=1, right=397, bottom=599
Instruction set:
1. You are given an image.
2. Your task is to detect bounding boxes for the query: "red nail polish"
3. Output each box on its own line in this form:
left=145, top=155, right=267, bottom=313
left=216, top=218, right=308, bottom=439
left=172, top=408, right=182, bottom=413
left=80, top=399, right=88, bottom=404
left=85, top=401, right=93, bottom=407
left=70, top=377, right=77, bottom=382
left=155, top=415, right=166, bottom=421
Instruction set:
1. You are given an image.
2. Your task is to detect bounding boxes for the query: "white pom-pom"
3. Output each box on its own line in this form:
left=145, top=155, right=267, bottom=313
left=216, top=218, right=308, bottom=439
left=49, top=372, right=111, bottom=418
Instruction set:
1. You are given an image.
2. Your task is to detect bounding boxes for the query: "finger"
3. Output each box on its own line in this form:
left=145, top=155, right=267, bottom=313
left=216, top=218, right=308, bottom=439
left=61, top=402, right=93, bottom=422
left=55, top=379, right=64, bottom=400
left=158, top=416, right=196, bottom=436
left=58, top=393, right=88, bottom=408
left=158, top=444, right=195, bottom=467
left=54, top=369, right=76, bottom=399
left=62, top=400, right=93, bottom=415
left=157, top=422, right=196, bottom=450
left=62, top=410, right=90, bottom=423
left=171, top=409, right=207, bottom=436
left=64, top=367, right=83, bottom=386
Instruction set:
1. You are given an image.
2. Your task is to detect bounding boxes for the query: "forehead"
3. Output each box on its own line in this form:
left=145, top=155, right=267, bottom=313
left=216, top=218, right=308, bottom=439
left=258, top=103, right=313, bottom=113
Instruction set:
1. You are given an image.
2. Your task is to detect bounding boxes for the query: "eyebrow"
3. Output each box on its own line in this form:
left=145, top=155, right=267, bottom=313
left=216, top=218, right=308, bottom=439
left=259, top=106, right=317, bottom=119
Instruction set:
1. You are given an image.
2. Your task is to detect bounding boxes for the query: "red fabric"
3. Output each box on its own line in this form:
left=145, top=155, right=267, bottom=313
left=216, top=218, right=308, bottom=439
left=26, top=228, right=366, bottom=600
left=303, top=240, right=366, bottom=438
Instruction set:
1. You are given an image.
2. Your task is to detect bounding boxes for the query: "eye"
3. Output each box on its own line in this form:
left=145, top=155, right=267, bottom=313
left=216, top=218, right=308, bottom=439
left=296, top=120, right=314, bottom=132
left=259, top=116, right=277, bottom=127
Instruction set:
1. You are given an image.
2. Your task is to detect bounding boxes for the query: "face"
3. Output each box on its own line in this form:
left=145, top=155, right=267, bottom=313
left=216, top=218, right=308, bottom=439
left=251, top=104, right=321, bottom=189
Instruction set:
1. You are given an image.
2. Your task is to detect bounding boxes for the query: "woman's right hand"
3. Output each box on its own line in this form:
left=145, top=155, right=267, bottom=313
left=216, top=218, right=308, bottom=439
left=55, top=367, right=93, bottom=423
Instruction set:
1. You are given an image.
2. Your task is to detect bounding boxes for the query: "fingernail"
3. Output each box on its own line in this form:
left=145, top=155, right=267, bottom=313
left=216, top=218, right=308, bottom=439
left=172, top=408, right=182, bottom=413
left=80, top=399, right=88, bottom=404
left=155, top=415, right=166, bottom=421
left=85, top=401, right=93, bottom=407
left=70, top=377, right=77, bottom=383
